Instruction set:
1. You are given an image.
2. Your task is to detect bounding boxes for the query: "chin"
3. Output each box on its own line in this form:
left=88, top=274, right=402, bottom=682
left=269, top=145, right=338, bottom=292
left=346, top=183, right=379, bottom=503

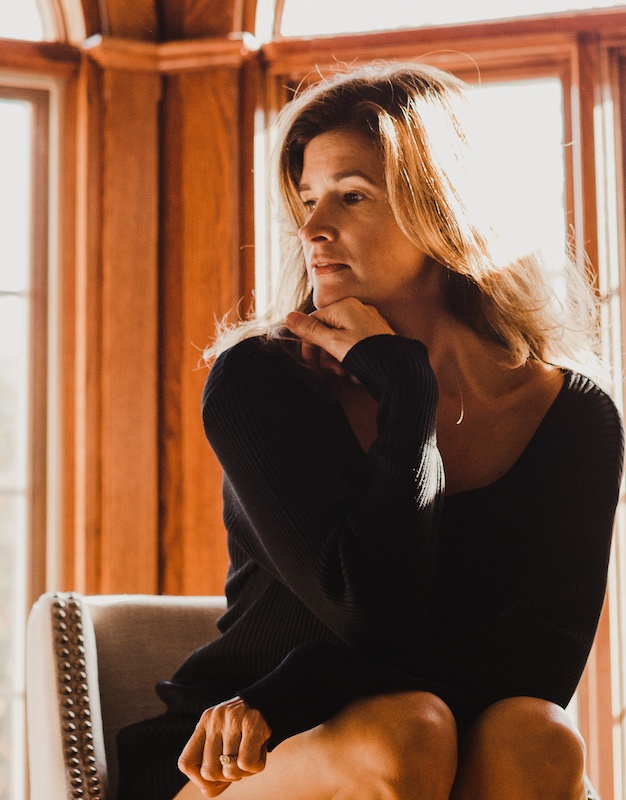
left=313, top=286, right=367, bottom=310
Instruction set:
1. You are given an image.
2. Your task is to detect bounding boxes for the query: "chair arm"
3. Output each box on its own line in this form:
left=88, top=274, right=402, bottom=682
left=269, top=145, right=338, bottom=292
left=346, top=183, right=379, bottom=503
left=27, top=592, right=107, bottom=800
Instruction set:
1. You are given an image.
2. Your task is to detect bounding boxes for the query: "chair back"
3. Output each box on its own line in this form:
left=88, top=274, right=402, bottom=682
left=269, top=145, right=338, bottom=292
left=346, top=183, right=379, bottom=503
left=26, top=592, right=226, bottom=800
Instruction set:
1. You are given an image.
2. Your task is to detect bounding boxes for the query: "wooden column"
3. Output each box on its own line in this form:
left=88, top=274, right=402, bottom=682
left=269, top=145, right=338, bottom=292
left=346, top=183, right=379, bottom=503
left=158, top=40, right=257, bottom=595
left=73, top=42, right=161, bottom=594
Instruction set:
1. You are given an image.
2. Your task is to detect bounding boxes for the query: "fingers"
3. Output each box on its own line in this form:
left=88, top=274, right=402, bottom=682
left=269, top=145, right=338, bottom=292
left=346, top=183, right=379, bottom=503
left=300, top=339, right=346, bottom=377
left=285, top=298, right=395, bottom=365
left=178, top=698, right=271, bottom=796
left=178, top=718, right=230, bottom=797
left=238, top=710, right=270, bottom=774
left=286, top=310, right=355, bottom=364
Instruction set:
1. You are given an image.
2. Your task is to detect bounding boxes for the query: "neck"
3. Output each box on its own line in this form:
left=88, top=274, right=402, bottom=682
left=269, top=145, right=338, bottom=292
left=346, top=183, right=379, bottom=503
left=378, top=265, right=520, bottom=400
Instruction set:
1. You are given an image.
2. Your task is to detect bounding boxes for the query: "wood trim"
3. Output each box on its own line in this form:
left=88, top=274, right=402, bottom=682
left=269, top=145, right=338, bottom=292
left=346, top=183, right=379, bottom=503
left=262, top=31, right=579, bottom=77
left=268, top=7, right=626, bottom=56
left=82, top=33, right=259, bottom=73
left=58, top=73, right=79, bottom=592
left=241, top=0, right=261, bottom=37
left=28, top=89, right=49, bottom=609
left=0, top=38, right=80, bottom=77
left=578, top=601, right=615, bottom=800
left=570, top=32, right=601, bottom=284
left=73, top=59, right=103, bottom=593
left=240, top=55, right=259, bottom=308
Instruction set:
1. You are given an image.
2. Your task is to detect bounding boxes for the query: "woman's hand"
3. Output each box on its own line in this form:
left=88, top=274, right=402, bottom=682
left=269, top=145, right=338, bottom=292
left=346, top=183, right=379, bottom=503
left=178, top=697, right=271, bottom=797
left=285, top=297, right=395, bottom=374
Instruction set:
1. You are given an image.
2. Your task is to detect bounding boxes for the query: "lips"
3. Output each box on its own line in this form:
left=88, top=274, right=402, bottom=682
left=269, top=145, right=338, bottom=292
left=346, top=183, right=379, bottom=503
left=312, top=262, right=349, bottom=276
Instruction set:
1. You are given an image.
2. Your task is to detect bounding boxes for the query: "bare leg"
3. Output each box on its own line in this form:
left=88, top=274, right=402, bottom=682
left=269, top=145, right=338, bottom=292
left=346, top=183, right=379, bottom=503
left=174, top=691, right=458, bottom=800
left=451, top=697, right=587, bottom=800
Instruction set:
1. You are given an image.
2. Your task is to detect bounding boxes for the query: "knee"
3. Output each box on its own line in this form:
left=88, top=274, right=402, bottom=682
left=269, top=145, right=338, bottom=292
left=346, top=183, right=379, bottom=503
left=475, top=697, right=586, bottom=785
left=340, top=692, right=458, bottom=791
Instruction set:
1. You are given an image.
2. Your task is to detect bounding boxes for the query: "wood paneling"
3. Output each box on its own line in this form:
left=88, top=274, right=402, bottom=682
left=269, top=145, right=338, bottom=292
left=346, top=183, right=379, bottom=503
left=61, top=34, right=256, bottom=597
left=159, top=0, right=243, bottom=41
left=102, top=0, right=158, bottom=41
left=159, top=66, right=248, bottom=595
left=72, top=58, right=161, bottom=594
left=100, top=68, right=161, bottom=592
left=571, top=33, right=602, bottom=282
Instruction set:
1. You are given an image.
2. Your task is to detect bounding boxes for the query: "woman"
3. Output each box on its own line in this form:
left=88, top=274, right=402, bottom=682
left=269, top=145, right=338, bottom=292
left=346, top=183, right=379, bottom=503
left=117, top=63, right=624, bottom=800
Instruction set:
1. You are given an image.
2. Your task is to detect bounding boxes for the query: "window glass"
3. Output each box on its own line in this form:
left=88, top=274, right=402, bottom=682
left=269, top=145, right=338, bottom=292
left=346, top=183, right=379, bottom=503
left=469, top=79, right=567, bottom=293
left=281, top=0, right=626, bottom=36
left=0, top=98, right=32, bottom=800
left=0, top=1, right=44, bottom=41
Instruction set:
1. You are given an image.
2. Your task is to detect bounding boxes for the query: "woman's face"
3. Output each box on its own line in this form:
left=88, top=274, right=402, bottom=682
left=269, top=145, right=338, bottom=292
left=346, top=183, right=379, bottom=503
left=297, top=128, right=428, bottom=311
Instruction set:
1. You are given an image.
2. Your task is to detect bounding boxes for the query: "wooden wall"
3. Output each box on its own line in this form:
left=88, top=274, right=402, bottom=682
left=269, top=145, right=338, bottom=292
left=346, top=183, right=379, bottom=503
left=59, top=0, right=257, bottom=596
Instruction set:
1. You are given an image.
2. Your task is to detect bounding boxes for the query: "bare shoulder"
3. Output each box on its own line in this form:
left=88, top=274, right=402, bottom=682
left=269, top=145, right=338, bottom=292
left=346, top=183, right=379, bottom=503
left=518, top=360, right=565, bottom=411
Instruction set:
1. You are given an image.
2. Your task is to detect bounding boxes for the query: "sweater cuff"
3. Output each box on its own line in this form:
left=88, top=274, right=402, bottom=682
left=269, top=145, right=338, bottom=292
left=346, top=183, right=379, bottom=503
left=237, top=643, right=353, bottom=750
left=342, top=335, right=435, bottom=402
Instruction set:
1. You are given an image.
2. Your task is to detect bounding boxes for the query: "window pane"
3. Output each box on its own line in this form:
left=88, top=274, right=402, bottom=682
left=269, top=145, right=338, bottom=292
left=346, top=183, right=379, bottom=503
left=0, top=96, right=32, bottom=800
left=281, top=0, right=626, bottom=36
left=469, top=79, right=567, bottom=292
left=0, top=1, right=44, bottom=41
left=0, top=494, right=26, bottom=800
left=0, top=297, right=30, bottom=491
left=0, top=101, right=32, bottom=293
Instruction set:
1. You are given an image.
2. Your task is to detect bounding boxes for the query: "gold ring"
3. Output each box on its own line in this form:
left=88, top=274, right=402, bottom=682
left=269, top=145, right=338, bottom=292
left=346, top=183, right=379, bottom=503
left=219, top=754, right=238, bottom=766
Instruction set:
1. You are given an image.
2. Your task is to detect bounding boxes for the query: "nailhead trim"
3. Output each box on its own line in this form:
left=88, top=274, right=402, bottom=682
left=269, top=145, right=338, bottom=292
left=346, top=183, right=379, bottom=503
left=50, top=593, right=105, bottom=800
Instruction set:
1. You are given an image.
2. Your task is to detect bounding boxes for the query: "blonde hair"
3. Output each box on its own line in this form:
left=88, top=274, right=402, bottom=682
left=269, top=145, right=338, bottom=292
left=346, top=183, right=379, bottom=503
left=207, top=61, right=600, bottom=375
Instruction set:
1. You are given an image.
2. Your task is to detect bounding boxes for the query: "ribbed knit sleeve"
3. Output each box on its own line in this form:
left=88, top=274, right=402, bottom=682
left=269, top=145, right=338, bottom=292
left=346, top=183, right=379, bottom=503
left=201, top=334, right=443, bottom=653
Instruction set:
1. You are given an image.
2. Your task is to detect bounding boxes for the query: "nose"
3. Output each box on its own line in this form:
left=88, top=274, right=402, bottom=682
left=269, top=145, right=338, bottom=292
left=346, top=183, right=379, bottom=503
left=298, top=202, right=337, bottom=243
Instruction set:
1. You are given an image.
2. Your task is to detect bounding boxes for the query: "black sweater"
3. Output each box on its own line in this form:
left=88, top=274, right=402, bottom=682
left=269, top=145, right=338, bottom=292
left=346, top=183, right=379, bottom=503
left=117, top=334, right=623, bottom=800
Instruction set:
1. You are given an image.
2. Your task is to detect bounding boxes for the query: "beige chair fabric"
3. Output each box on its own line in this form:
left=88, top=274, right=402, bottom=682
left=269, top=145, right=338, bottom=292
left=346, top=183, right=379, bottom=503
left=26, top=592, right=226, bottom=800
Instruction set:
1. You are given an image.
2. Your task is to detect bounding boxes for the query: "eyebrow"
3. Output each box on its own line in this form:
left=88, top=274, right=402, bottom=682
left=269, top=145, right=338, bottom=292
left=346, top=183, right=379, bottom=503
left=298, top=170, right=379, bottom=193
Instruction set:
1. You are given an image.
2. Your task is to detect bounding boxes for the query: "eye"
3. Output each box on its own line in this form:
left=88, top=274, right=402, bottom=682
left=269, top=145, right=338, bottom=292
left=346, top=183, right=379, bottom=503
left=343, top=192, right=365, bottom=205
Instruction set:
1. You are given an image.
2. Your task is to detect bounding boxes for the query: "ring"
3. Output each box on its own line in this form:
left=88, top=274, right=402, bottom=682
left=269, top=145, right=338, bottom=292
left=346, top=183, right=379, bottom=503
left=219, top=754, right=238, bottom=766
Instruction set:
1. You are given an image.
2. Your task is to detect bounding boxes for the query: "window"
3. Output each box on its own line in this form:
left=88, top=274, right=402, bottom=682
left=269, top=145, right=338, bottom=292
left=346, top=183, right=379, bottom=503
left=0, top=84, right=50, bottom=800
left=0, top=2, right=44, bottom=41
left=280, top=0, right=626, bottom=36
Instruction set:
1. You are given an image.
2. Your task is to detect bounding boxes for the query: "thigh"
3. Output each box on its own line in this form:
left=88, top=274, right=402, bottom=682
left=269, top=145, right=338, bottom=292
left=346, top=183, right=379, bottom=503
left=174, top=722, right=350, bottom=800
left=450, top=697, right=587, bottom=800
left=174, top=690, right=457, bottom=800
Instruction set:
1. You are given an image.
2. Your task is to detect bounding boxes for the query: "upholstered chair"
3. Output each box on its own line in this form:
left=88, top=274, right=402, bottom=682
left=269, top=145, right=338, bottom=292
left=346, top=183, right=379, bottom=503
left=26, top=592, right=226, bottom=800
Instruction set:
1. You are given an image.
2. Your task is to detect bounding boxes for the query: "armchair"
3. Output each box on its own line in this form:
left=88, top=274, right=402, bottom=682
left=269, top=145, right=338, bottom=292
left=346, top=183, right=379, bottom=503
left=26, top=592, right=226, bottom=800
